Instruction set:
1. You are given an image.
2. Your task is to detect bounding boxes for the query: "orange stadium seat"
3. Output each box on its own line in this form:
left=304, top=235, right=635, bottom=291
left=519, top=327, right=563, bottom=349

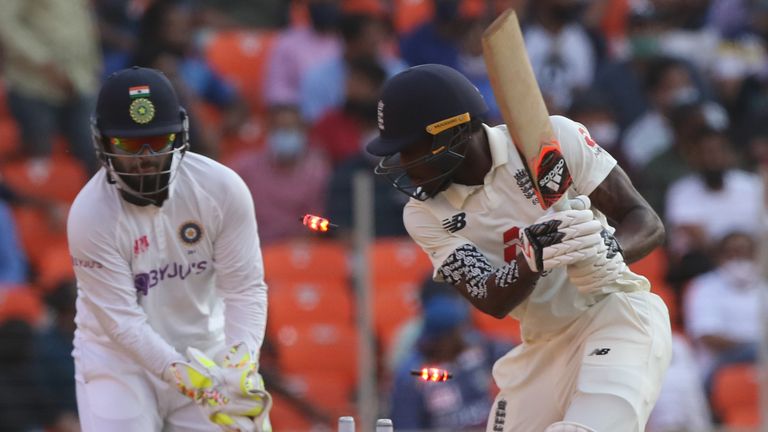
left=262, top=240, right=350, bottom=284
left=711, top=363, right=760, bottom=428
left=281, top=372, right=355, bottom=419
left=0, top=285, right=44, bottom=326
left=12, top=205, right=69, bottom=271
left=628, top=246, right=668, bottom=288
left=369, top=237, right=433, bottom=285
left=268, top=280, right=354, bottom=336
left=373, top=279, right=421, bottom=350
left=273, top=323, right=358, bottom=387
left=268, top=393, right=314, bottom=431
left=393, top=0, right=433, bottom=35
left=204, top=30, right=278, bottom=111
left=1, top=155, right=87, bottom=203
left=34, top=242, right=75, bottom=292
left=471, top=308, right=521, bottom=345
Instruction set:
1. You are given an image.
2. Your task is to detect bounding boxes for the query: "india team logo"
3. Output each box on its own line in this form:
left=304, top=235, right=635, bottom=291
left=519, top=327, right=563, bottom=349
left=129, top=98, right=155, bottom=124
left=179, top=221, right=204, bottom=245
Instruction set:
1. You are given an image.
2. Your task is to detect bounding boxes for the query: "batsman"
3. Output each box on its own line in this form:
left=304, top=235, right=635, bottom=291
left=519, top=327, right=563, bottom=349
left=367, top=62, right=672, bottom=432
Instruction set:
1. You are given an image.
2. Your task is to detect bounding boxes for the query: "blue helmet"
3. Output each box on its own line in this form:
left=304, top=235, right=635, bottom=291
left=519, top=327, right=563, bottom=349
left=92, top=66, right=189, bottom=204
left=366, top=64, right=488, bottom=200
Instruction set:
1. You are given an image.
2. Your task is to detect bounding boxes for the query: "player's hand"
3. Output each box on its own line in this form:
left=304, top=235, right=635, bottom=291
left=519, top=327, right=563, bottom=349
left=519, top=197, right=604, bottom=272
left=567, top=229, right=627, bottom=294
left=169, top=342, right=273, bottom=432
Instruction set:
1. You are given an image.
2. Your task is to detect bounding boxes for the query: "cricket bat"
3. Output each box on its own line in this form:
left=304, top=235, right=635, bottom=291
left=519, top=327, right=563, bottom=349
left=482, top=9, right=572, bottom=210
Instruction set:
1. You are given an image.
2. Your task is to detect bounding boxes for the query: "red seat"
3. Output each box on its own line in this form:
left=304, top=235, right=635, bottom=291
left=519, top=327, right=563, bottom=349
left=0, top=285, right=44, bottom=325
left=711, top=363, right=760, bottom=427
left=268, top=280, right=354, bottom=337
left=373, top=279, right=421, bottom=351
left=273, top=323, right=358, bottom=388
left=11, top=205, right=69, bottom=271
left=1, top=155, right=87, bottom=203
left=204, top=30, right=278, bottom=112
left=262, top=240, right=350, bottom=284
left=369, top=237, right=433, bottom=285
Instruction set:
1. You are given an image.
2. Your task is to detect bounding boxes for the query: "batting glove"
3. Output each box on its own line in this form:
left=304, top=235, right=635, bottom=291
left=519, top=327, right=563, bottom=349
left=519, top=197, right=604, bottom=272
left=170, top=342, right=273, bottom=432
left=567, top=228, right=627, bottom=295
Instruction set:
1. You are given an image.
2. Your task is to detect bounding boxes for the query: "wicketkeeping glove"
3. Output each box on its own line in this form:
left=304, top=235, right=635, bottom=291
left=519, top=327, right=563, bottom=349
left=170, top=342, right=273, bottom=432
left=519, top=196, right=604, bottom=272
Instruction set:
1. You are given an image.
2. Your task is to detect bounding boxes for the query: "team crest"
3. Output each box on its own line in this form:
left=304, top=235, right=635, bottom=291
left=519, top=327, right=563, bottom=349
left=130, top=98, right=155, bottom=124
left=179, top=221, right=203, bottom=245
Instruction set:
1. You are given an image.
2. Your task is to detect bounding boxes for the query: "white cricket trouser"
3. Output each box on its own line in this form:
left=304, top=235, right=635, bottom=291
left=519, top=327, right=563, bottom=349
left=75, top=347, right=217, bottom=432
left=486, top=291, right=672, bottom=432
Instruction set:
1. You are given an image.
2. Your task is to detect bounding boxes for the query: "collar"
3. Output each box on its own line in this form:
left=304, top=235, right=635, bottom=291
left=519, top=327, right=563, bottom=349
left=441, top=123, right=510, bottom=209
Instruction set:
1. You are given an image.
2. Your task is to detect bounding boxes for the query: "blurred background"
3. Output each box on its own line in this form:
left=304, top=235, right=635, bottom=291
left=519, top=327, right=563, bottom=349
left=0, top=0, right=767, bottom=431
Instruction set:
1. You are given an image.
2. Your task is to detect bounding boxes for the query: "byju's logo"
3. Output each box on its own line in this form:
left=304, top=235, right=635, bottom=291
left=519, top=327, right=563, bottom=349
left=134, top=260, right=209, bottom=295
left=441, top=212, right=467, bottom=233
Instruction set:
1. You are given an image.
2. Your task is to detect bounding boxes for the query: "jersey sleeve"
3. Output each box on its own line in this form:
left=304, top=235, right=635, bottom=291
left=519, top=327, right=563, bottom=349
left=212, top=167, right=268, bottom=355
left=67, top=198, right=184, bottom=377
left=550, top=115, right=617, bottom=197
left=403, top=202, right=471, bottom=281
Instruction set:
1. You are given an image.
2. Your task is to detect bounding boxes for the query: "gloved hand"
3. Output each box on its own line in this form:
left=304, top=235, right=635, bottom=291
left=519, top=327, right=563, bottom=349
left=567, top=228, right=627, bottom=294
left=169, top=342, right=273, bottom=432
left=519, top=196, right=604, bottom=272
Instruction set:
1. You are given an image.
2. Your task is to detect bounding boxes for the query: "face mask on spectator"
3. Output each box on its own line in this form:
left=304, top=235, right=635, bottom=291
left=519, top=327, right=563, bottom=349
left=720, top=259, right=759, bottom=289
left=267, top=129, right=307, bottom=162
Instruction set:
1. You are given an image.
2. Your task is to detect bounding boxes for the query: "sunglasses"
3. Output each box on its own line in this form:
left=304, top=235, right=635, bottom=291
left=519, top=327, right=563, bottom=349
left=110, top=133, right=176, bottom=154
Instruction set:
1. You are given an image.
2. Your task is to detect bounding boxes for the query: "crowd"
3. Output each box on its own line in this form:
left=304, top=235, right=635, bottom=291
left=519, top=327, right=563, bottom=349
left=0, top=0, right=767, bottom=430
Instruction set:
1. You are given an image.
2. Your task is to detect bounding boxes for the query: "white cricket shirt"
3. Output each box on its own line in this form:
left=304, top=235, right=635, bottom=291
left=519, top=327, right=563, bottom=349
left=68, top=152, right=268, bottom=379
left=404, top=116, right=650, bottom=343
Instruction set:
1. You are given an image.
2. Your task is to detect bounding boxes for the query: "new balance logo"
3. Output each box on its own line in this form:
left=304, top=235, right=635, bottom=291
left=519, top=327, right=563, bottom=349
left=588, top=348, right=611, bottom=356
left=442, top=212, right=467, bottom=233
left=539, top=159, right=565, bottom=192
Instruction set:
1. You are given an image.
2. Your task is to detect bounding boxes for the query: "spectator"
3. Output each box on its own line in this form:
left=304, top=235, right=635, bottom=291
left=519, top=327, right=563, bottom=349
left=684, top=232, right=764, bottom=383
left=639, top=100, right=728, bottom=217
left=665, top=127, right=763, bottom=259
left=389, top=294, right=511, bottom=431
left=229, top=105, right=331, bottom=245
left=0, top=198, right=27, bottom=286
left=524, top=0, right=598, bottom=113
left=301, top=12, right=407, bottom=123
left=398, top=0, right=503, bottom=122
left=622, top=56, right=699, bottom=172
left=310, top=57, right=386, bottom=166
left=0, top=0, right=102, bottom=174
left=263, top=0, right=343, bottom=106
left=132, top=0, right=249, bottom=158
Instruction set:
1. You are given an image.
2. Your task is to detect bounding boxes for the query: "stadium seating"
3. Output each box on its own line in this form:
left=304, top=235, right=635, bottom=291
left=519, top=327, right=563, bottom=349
left=711, top=363, right=760, bottom=428
left=268, top=279, right=355, bottom=337
left=273, top=322, right=358, bottom=388
left=262, top=240, right=350, bottom=284
left=1, top=155, right=87, bottom=203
